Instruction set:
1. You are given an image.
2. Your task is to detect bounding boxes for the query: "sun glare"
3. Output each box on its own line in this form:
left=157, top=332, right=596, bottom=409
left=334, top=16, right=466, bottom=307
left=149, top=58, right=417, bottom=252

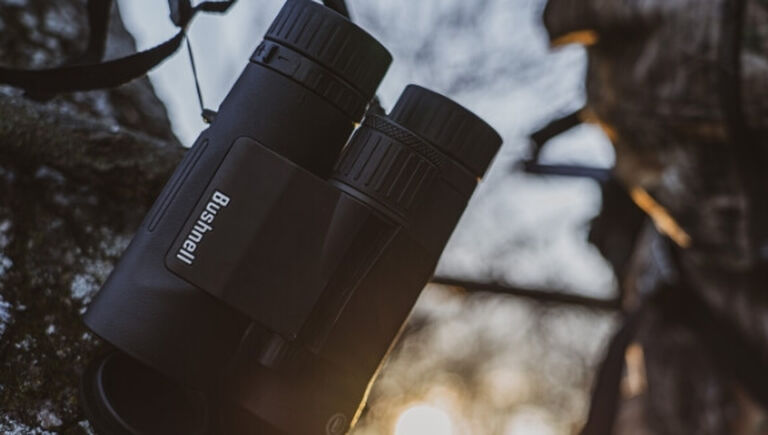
left=394, top=404, right=455, bottom=435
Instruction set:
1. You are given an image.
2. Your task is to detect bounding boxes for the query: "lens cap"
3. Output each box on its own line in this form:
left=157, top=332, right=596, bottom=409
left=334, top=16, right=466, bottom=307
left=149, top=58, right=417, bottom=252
left=389, top=85, right=502, bottom=178
left=81, top=351, right=209, bottom=435
left=266, top=0, right=392, bottom=102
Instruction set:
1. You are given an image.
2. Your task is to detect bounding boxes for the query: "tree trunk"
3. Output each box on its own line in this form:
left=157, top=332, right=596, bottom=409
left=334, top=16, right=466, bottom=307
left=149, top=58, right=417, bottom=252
left=0, top=1, right=183, bottom=433
left=544, top=0, right=768, bottom=433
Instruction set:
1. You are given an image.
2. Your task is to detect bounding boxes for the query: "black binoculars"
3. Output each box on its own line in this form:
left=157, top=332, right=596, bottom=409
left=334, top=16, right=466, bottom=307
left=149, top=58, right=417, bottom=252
left=81, top=1, right=501, bottom=433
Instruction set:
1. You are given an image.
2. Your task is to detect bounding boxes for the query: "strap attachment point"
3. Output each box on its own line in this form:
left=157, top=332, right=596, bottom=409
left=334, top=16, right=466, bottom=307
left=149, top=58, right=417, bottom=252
left=0, top=0, right=238, bottom=95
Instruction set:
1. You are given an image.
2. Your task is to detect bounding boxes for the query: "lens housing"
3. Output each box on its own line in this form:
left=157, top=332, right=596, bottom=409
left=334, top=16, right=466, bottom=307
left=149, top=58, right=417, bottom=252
left=252, top=0, right=392, bottom=119
left=81, top=352, right=209, bottom=435
left=332, top=85, right=501, bottom=228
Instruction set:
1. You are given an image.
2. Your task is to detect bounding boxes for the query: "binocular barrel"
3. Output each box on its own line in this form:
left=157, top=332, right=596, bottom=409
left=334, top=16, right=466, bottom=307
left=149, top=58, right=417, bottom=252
left=81, top=1, right=502, bottom=433
left=216, top=86, right=501, bottom=434
left=84, top=0, right=391, bottom=390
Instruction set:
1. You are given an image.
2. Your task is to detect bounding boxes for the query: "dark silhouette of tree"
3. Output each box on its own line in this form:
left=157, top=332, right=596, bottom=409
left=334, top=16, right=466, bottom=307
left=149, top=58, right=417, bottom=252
left=544, top=0, right=768, bottom=433
left=0, top=1, right=182, bottom=432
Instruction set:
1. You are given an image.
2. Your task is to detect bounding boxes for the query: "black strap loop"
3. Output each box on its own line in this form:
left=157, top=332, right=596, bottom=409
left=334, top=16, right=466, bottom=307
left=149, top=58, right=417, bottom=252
left=83, top=0, right=113, bottom=63
left=169, top=0, right=194, bottom=27
left=0, top=0, right=237, bottom=94
left=529, top=108, right=583, bottom=159
left=0, top=33, right=185, bottom=93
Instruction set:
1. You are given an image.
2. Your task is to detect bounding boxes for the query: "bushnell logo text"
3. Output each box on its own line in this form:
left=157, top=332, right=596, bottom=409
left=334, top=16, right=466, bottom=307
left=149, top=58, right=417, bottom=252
left=176, top=190, right=231, bottom=265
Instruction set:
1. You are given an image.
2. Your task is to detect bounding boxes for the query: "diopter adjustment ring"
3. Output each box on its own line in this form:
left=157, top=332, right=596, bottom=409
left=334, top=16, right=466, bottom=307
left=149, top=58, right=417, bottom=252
left=265, top=0, right=391, bottom=102
left=251, top=40, right=367, bottom=119
left=363, top=115, right=476, bottom=197
left=332, top=115, right=475, bottom=223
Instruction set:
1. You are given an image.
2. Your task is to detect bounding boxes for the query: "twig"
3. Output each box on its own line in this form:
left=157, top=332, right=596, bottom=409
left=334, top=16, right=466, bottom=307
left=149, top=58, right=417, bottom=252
left=431, top=276, right=621, bottom=311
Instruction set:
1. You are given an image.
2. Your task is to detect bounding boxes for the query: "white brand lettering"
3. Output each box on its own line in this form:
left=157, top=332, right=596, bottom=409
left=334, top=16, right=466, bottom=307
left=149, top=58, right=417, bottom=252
left=176, top=190, right=230, bottom=265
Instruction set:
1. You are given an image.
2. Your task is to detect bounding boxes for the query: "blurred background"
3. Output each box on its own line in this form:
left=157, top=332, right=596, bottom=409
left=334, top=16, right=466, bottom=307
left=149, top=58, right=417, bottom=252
left=117, top=0, right=619, bottom=433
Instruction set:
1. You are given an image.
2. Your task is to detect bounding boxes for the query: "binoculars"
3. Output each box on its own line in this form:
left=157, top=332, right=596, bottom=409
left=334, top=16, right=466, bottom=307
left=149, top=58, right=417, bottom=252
left=81, top=1, right=501, bottom=433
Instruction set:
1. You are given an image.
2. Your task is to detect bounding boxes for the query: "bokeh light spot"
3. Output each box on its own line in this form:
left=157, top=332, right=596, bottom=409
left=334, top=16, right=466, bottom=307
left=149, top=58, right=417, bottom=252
left=394, top=404, right=455, bottom=435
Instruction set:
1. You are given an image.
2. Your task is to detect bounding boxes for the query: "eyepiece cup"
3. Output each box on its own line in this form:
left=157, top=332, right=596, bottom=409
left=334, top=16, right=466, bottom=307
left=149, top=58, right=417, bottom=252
left=389, top=85, right=502, bottom=178
left=266, top=0, right=392, bottom=102
left=81, top=352, right=209, bottom=435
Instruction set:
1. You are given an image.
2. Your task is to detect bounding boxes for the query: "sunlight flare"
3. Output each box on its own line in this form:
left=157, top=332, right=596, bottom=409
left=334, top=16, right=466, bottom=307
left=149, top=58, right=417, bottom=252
left=394, top=404, right=455, bottom=435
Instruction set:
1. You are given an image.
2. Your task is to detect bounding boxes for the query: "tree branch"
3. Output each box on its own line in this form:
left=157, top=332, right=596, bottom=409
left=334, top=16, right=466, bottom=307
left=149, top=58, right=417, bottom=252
left=431, top=276, right=621, bottom=311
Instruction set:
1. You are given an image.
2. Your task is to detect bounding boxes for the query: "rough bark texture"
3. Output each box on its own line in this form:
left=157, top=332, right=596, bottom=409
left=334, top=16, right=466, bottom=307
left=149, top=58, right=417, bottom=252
left=544, top=0, right=768, bottom=433
left=0, top=1, right=183, bottom=433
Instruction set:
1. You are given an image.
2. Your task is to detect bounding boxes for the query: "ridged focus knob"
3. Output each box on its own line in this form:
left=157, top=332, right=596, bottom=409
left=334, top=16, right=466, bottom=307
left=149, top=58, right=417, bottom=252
left=333, top=120, right=441, bottom=221
left=389, top=85, right=502, bottom=178
left=266, top=0, right=392, bottom=102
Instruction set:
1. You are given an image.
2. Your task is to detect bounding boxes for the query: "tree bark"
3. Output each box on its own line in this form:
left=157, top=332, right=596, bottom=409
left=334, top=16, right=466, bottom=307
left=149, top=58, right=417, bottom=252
left=0, top=1, right=183, bottom=432
left=544, top=0, right=768, bottom=433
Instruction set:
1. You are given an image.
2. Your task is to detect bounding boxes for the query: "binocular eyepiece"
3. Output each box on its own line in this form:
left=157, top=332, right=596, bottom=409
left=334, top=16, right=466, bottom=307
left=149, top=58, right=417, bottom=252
left=81, top=1, right=501, bottom=434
